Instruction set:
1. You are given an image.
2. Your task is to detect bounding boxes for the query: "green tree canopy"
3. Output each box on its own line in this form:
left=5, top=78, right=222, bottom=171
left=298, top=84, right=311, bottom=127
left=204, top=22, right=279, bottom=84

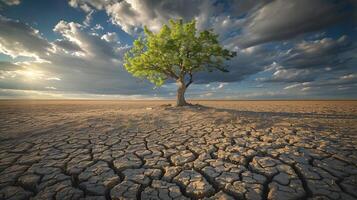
left=124, top=19, right=236, bottom=106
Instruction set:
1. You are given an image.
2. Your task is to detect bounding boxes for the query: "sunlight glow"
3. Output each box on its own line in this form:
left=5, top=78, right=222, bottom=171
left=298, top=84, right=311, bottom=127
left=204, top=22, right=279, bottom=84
left=17, top=69, right=44, bottom=80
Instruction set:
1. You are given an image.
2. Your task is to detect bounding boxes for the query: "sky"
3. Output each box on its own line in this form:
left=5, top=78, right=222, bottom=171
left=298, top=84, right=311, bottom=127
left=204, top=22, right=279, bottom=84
left=0, top=0, right=356, bottom=100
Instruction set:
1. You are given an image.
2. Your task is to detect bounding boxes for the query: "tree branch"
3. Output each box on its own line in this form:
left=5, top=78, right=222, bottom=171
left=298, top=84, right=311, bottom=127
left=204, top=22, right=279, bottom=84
left=185, top=72, right=193, bottom=88
left=165, top=69, right=179, bottom=79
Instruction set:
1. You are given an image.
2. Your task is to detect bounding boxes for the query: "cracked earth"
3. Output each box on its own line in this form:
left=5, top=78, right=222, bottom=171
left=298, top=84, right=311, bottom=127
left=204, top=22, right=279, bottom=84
left=0, top=100, right=356, bottom=200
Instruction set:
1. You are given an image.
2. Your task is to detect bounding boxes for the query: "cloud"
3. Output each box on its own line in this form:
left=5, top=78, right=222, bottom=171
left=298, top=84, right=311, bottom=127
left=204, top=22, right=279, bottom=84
left=257, top=35, right=357, bottom=89
left=53, top=20, right=121, bottom=60
left=1, top=1, right=356, bottom=99
left=284, top=82, right=309, bottom=90
left=266, top=68, right=315, bottom=83
left=68, top=0, right=220, bottom=34
left=0, top=88, right=155, bottom=99
left=210, top=15, right=243, bottom=38
left=281, top=35, right=354, bottom=70
left=93, top=24, right=104, bottom=30
left=101, top=32, right=118, bottom=43
left=340, top=74, right=356, bottom=80
left=0, top=16, right=170, bottom=97
left=45, top=86, right=56, bottom=90
left=317, top=73, right=357, bottom=87
left=236, top=0, right=352, bottom=48
left=67, top=0, right=266, bottom=85
left=0, top=61, right=23, bottom=71
left=227, top=0, right=269, bottom=17
left=1, top=0, right=20, bottom=6
left=0, top=60, right=62, bottom=92
left=195, top=45, right=280, bottom=83
left=283, top=73, right=357, bottom=96
left=53, top=39, right=83, bottom=52
left=0, top=15, right=51, bottom=60
left=83, top=10, right=94, bottom=27
left=105, top=0, right=206, bottom=33
left=68, top=0, right=115, bottom=12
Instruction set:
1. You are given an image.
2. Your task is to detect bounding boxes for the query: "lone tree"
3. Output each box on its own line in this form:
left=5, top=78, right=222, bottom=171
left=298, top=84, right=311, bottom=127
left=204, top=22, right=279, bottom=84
left=124, top=19, right=236, bottom=106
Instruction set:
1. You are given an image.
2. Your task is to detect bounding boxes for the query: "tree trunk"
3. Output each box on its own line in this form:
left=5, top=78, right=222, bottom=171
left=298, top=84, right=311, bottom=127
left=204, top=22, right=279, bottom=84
left=176, top=81, right=187, bottom=106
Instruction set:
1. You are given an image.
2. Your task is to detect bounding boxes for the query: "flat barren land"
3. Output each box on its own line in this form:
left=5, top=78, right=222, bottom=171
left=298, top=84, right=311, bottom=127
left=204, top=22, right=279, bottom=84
left=0, top=100, right=356, bottom=200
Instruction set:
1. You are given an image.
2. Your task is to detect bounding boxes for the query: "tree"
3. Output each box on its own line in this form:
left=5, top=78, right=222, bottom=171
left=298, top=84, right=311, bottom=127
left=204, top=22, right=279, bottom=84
left=124, top=19, right=236, bottom=106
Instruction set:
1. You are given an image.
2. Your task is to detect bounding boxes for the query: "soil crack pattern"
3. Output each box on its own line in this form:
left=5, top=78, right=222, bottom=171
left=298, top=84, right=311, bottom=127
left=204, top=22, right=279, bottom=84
left=0, top=100, right=357, bottom=200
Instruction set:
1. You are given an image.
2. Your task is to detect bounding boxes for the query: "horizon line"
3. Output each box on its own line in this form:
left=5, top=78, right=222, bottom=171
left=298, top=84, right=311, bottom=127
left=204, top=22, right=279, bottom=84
left=0, top=99, right=356, bottom=101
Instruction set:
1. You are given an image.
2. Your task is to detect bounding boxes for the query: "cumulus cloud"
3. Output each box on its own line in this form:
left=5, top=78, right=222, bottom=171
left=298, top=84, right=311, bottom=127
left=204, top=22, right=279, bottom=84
left=68, top=0, right=220, bottom=34
left=0, top=15, right=51, bottom=60
left=53, top=20, right=121, bottom=60
left=67, top=0, right=355, bottom=49
left=101, top=32, right=118, bottom=43
left=68, top=0, right=116, bottom=12
left=105, top=0, right=207, bottom=33
left=0, top=16, right=169, bottom=97
left=66, top=0, right=260, bottom=85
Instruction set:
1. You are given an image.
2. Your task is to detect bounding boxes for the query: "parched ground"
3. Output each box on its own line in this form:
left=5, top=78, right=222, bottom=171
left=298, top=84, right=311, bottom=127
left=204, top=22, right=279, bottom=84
left=0, top=100, right=356, bottom=200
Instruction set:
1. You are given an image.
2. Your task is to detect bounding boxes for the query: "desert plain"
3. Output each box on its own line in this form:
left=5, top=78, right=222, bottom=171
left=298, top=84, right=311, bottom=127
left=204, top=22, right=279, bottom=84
left=0, top=100, right=356, bottom=200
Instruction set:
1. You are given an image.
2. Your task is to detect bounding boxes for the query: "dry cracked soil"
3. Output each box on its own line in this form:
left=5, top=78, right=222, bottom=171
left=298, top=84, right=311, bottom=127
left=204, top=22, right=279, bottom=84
left=0, top=100, right=356, bottom=200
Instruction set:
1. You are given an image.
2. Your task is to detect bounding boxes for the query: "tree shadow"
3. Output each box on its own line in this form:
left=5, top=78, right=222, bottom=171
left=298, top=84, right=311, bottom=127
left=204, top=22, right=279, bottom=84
left=163, top=104, right=357, bottom=120
left=158, top=104, right=357, bottom=131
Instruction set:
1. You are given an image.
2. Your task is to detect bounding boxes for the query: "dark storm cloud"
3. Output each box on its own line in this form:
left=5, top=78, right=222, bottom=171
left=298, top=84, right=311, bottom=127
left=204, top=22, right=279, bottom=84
left=281, top=36, right=355, bottom=70
left=228, top=0, right=269, bottom=17
left=195, top=45, right=279, bottom=83
left=235, top=0, right=353, bottom=48
left=257, top=36, right=357, bottom=84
